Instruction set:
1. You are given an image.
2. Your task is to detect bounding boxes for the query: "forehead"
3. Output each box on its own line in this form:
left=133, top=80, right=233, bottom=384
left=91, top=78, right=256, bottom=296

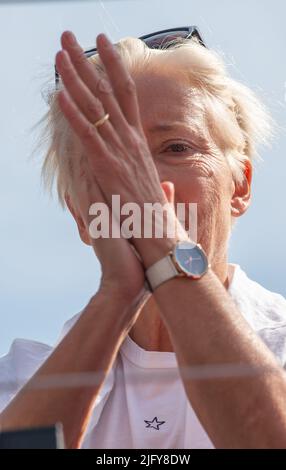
left=133, top=70, right=203, bottom=131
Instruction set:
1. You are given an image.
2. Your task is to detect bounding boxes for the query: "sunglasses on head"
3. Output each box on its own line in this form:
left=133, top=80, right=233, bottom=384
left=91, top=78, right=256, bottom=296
left=54, top=26, right=206, bottom=88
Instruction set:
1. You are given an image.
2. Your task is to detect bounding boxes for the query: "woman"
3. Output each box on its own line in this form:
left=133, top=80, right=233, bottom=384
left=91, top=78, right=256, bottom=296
left=1, top=27, right=286, bottom=449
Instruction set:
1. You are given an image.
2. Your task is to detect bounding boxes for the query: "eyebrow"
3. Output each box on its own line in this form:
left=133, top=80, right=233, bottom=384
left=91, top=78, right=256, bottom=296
left=148, top=123, right=187, bottom=133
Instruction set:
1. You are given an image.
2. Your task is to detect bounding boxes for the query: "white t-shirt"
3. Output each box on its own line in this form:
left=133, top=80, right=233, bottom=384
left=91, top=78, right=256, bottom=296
left=1, top=263, right=286, bottom=449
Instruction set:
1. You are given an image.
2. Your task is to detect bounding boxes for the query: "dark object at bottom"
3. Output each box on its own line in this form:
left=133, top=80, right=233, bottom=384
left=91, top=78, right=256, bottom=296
left=0, top=423, right=65, bottom=449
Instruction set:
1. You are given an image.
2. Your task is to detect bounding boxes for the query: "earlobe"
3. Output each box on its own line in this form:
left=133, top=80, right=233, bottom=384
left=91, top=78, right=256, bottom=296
left=64, top=193, right=92, bottom=246
left=230, top=159, right=252, bottom=218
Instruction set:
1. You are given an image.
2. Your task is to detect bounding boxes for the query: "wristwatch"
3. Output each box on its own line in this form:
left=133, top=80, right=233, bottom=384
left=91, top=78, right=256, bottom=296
left=145, top=240, right=210, bottom=292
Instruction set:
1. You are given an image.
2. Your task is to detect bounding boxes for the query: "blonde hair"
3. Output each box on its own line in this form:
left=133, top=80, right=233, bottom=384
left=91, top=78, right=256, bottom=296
left=32, top=35, right=274, bottom=207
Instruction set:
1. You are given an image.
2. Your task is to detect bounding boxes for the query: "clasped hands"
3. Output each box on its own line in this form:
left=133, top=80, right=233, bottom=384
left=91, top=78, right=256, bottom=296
left=56, top=31, right=188, bottom=303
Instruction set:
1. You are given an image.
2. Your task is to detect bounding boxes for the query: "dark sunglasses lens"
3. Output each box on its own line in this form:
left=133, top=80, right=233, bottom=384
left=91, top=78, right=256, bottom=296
left=143, top=31, right=191, bottom=49
left=85, top=48, right=98, bottom=58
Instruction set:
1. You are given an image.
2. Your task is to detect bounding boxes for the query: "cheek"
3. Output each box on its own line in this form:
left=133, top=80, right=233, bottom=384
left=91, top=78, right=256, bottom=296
left=164, top=168, right=231, bottom=235
left=164, top=174, right=216, bottom=239
left=156, top=160, right=213, bottom=201
left=170, top=154, right=232, bottom=205
left=155, top=154, right=233, bottom=234
left=170, top=167, right=219, bottom=213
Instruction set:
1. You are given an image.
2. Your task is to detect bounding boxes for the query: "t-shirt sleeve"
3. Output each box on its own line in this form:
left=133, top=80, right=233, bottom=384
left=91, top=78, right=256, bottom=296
left=0, top=338, right=53, bottom=413
left=0, top=335, right=116, bottom=447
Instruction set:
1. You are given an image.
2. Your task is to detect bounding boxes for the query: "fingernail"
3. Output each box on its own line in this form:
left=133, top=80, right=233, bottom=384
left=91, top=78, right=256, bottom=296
left=65, top=31, right=76, bottom=45
left=99, top=33, right=110, bottom=48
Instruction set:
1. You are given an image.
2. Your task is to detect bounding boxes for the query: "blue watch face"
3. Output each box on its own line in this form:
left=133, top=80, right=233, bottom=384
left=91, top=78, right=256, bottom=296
left=174, top=241, right=208, bottom=278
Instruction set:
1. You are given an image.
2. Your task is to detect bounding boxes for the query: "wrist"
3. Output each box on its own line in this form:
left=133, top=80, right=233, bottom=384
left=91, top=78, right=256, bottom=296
left=133, top=226, right=190, bottom=269
left=144, top=239, right=209, bottom=293
left=98, top=279, right=151, bottom=312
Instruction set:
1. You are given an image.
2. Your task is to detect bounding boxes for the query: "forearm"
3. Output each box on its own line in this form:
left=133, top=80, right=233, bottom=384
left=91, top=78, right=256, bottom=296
left=154, top=269, right=286, bottom=448
left=0, top=287, right=148, bottom=449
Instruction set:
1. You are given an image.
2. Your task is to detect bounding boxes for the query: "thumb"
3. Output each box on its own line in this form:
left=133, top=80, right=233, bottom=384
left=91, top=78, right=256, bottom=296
left=161, top=181, right=175, bottom=208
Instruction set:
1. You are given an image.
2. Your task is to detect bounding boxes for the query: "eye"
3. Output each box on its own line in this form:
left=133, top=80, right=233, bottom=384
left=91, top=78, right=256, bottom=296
left=164, top=142, right=192, bottom=153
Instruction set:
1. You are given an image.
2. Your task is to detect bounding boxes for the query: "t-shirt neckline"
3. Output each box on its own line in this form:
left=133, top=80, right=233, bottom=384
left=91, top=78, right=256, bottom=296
left=120, top=263, right=240, bottom=369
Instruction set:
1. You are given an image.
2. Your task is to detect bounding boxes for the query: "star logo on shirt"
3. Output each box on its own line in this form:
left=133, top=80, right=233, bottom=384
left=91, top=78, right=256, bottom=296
left=144, top=416, right=165, bottom=430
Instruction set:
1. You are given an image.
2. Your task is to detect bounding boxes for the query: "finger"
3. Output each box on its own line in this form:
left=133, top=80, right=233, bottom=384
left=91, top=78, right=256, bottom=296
left=56, top=49, right=120, bottom=149
left=161, top=181, right=175, bottom=208
left=60, top=31, right=131, bottom=139
left=78, top=158, right=123, bottom=241
left=57, top=87, right=109, bottom=168
left=160, top=181, right=182, bottom=239
left=96, top=33, right=143, bottom=130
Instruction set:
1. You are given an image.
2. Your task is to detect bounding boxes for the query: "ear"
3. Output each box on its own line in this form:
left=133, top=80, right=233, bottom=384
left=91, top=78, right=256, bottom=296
left=230, top=159, right=252, bottom=218
left=64, top=193, right=92, bottom=246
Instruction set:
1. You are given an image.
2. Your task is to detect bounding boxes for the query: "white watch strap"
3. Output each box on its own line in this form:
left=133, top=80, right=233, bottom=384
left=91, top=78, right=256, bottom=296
left=145, top=255, right=179, bottom=291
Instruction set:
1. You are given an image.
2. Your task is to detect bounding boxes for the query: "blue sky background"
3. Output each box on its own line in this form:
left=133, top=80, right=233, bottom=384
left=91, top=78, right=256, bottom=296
left=0, top=0, right=286, bottom=357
